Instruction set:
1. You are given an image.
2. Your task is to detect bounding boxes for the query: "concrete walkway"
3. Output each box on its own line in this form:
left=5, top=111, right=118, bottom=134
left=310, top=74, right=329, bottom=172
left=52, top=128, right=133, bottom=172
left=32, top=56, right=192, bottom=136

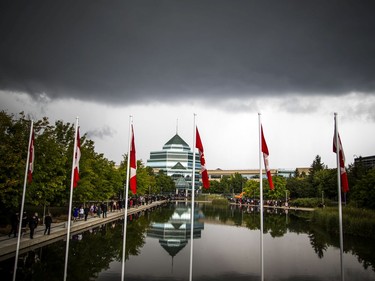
left=0, top=200, right=168, bottom=261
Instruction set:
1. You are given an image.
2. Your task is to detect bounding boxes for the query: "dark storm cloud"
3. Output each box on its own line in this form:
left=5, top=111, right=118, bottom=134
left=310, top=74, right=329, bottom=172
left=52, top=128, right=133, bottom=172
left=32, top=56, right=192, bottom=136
left=1, top=0, right=375, bottom=105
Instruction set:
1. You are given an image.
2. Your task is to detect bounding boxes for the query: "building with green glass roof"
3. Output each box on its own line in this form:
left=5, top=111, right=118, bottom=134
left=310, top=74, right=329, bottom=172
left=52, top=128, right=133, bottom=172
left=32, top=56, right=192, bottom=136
left=147, top=133, right=201, bottom=192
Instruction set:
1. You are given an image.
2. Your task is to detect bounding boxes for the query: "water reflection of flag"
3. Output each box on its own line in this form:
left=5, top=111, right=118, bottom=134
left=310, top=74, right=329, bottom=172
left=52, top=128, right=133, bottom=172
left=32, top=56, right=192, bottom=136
left=196, top=127, right=209, bottom=189
left=261, top=125, right=274, bottom=190
left=130, top=125, right=137, bottom=194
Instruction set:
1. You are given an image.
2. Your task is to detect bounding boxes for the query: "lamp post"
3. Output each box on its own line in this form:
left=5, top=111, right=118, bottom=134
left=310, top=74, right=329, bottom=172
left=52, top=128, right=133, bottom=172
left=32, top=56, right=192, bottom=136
left=285, top=190, right=288, bottom=207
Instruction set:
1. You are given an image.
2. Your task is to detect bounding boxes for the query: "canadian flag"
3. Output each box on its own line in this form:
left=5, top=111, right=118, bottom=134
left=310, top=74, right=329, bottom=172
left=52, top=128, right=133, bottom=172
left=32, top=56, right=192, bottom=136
left=196, top=127, right=210, bottom=189
left=261, top=125, right=274, bottom=190
left=73, top=128, right=81, bottom=188
left=129, top=125, right=137, bottom=194
left=333, top=129, right=349, bottom=193
left=27, top=130, right=35, bottom=183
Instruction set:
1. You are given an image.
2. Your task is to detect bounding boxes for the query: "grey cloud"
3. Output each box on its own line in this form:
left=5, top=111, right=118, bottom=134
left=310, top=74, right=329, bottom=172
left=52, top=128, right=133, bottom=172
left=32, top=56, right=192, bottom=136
left=1, top=0, right=375, bottom=106
left=86, top=126, right=116, bottom=139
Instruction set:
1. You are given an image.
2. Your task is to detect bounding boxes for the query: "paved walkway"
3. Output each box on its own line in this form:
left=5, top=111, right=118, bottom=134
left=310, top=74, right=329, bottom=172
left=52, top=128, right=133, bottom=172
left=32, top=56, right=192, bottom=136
left=0, top=200, right=168, bottom=261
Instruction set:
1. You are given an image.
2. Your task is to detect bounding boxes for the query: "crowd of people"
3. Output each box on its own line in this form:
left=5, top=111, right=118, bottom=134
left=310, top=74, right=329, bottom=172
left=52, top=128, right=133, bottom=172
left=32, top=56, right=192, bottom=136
left=7, top=211, right=52, bottom=239
left=6, top=195, right=170, bottom=239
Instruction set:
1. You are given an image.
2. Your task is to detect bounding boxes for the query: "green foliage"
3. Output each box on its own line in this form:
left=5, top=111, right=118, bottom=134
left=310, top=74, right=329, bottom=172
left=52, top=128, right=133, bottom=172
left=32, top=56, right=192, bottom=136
left=1, top=111, right=176, bottom=217
left=154, top=170, right=175, bottom=194
left=349, top=168, right=375, bottom=209
left=291, top=198, right=324, bottom=208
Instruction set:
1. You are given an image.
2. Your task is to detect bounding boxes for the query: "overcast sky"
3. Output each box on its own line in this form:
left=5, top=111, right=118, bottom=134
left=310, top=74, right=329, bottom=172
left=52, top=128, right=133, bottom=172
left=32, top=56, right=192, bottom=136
left=1, top=0, right=375, bottom=170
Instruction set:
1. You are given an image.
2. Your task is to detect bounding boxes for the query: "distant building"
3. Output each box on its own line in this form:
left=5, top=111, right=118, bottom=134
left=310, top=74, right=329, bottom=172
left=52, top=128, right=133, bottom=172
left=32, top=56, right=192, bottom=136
left=354, top=155, right=375, bottom=170
left=146, top=133, right=201, bottom=192
left=207, top=167, right=310, bottom=182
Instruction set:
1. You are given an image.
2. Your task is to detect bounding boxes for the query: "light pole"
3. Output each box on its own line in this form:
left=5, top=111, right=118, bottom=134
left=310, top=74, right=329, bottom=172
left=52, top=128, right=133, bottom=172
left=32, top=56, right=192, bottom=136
left=285, top=190, right=288, bottom=207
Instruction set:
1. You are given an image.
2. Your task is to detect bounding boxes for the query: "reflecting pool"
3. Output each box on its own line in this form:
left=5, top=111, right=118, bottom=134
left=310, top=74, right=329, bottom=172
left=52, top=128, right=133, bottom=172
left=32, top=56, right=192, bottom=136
left=1, top=202, right=375, bottom=281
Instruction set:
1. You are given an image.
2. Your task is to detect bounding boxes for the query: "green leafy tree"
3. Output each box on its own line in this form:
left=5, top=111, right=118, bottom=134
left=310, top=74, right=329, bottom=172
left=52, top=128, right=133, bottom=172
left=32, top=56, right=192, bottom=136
left=263, top=176, right=287, bottom=200
left=220, top=175, right=231, bottom=195
left=243, top=179, right=259, bottom=199
left=155, top=170, right=175, bottom=194
left=0, top=111, right=31, bottom=210
left=312, top=169, right=337, bottom=201
left=350, top=168, right=375, bottom=209
left=230, top=173, right=246, bottom=194
left=28, top=117, right=68, bottom=207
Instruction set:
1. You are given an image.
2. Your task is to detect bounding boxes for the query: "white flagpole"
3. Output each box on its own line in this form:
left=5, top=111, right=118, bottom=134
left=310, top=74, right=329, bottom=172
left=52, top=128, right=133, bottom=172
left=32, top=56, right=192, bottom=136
left=121, top=115, right=132, bottom=281
left=63, top=117, right=79, bottom=281
left=258, top=113, right=264, bottom=281
left=13, top=120, right=33, bottom=281
left=189, top=113, right=197, bottom=281
left=335, top=113, right=344, bottom=281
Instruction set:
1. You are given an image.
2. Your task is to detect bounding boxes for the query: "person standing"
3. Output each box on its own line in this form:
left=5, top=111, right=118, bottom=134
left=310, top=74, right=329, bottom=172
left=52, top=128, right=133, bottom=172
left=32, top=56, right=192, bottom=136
left=8, top=212, right=19, bottom=238
left=101, top=203, right=107, bottom=218
left=44, top=213, right=52, bottom=235
left=28, top=214, right=37, bottom=239
left=84, top=206, right=89, bottom=221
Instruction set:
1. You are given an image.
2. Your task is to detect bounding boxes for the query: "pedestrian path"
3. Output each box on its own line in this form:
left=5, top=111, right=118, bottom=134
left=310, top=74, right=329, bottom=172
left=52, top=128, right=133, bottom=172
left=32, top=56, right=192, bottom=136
left=0, top=200, right=168, bottom=261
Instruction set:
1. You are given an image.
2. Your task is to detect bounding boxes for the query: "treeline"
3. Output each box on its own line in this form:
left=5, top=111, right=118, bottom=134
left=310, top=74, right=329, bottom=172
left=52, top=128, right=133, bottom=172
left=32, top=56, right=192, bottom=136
left=204, top=156, right=375, bottom=210
left=0, top=111, right=175, bottom=214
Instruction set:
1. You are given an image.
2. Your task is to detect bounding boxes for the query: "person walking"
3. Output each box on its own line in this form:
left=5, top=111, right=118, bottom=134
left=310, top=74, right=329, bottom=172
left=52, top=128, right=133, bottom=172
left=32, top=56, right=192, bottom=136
left=44, top=213, right=52, bottom=235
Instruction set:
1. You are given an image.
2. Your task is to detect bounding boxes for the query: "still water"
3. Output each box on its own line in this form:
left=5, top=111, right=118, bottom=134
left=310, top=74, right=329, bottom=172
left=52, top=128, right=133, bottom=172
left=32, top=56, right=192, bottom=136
left=1, top=202, right=375, bottom=281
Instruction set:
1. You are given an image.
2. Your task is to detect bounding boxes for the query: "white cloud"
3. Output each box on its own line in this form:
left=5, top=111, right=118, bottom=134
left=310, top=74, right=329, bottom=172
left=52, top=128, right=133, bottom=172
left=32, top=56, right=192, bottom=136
left=1, top=91, right=374, bottom=170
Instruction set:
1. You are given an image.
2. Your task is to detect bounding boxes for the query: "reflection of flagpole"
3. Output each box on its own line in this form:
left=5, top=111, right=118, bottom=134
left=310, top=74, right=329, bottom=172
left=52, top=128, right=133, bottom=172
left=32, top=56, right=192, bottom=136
left=63, top=117, right=79, bottom=281
left=189, top=114, right=197, bottom=281
left=13, top=120, right=33, bottom=281
left=258, top=113, right=264, bottom=281
left=334, top=113, right=344, bottom=281
left=121, top=116, right=132, bottom=281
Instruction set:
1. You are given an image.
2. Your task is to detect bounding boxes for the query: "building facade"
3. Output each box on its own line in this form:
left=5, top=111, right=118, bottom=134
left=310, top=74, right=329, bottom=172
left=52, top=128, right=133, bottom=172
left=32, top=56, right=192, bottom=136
left=354, top=155, right=375, bottom=170
left=147, top=133, right=201, bottom=192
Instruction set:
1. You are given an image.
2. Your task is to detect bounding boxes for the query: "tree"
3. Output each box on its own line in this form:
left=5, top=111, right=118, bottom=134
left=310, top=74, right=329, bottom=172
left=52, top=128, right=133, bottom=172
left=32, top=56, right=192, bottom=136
left=263, top=176, right=287, bottom=200
left=350, top=168, right=375, bottom=209
left=308, top=155, right=326, bottom=183
left=243, top=180, right=259, bottom=199
left=0, top=111, right=30, bottom=210
left=312, top=169, right=337, bottom=201
left=28, top=117, right=69, bottom=207
left=155, top=170, right=175, bottom=194
left=230, top=173, right=246, bottom=194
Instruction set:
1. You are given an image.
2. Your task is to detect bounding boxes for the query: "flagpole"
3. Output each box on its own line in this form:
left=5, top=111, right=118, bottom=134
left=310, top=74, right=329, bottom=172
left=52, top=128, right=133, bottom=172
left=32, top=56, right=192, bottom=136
left=335, top=113, right=344, bottom=281
left=189, top=113, right=197, bottom=281
left=258, top=113, right=264, bottom=281
left=121, top=115, right=132, bottom=281
left=12, top=120, right=33, bottom=281
left=63, top=117, right=79, bottom=281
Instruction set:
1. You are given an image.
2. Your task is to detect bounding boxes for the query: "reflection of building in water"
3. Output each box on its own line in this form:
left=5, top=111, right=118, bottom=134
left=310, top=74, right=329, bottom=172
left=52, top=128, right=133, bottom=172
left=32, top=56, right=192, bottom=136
left=147, top=203, right=204, bottom=260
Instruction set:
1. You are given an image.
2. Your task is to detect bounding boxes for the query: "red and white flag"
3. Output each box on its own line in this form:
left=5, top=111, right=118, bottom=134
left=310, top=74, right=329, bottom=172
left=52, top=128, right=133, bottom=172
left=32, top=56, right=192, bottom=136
left=261, top=125, right=274, bottom=190
left=333, top=128, right=349, bottom=193
left=129, top=125, right=137, bottom=194
left=73, top=127, right=81, bottom=188
left=196, top=127, right=210, bottom=189
left=27, top=130, right=35, bottom=183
